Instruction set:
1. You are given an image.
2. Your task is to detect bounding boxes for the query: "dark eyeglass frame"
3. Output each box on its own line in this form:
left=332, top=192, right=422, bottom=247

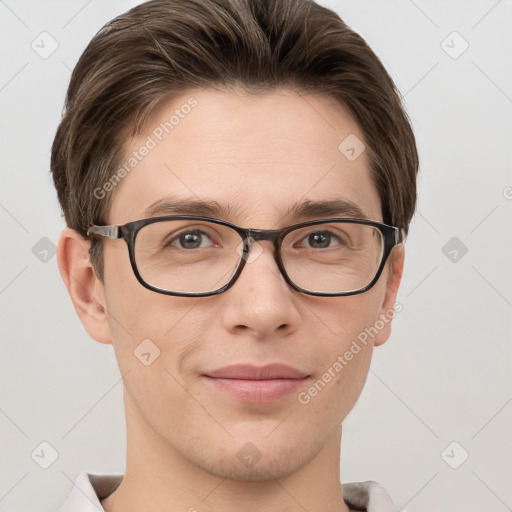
left=87, top=215, right=405, bottom=297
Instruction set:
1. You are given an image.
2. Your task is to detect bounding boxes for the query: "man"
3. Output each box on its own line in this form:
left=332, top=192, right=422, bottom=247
left=52, top=0, right=418, bottom=510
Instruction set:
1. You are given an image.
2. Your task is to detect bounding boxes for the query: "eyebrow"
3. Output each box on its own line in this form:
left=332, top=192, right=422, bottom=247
left=289, top=198, right=368, bottom=220
left=143, top=196, right=368, bottom=222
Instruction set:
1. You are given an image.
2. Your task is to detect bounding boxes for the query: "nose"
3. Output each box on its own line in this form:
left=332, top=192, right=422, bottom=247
left=220, top=239, right=301, bottom=339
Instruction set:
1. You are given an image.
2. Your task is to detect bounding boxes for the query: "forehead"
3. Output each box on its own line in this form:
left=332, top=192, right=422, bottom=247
left=108, top=88, right=382, bottom=227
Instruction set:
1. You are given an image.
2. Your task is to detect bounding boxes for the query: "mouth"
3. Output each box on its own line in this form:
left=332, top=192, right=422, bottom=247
left=202, top=363, right=310, bottom=404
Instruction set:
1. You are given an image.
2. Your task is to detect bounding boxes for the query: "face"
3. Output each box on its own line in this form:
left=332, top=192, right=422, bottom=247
left=70, top=88, right=403, bottom=481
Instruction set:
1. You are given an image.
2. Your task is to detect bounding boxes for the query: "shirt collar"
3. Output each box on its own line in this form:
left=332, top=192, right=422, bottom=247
left=58, top=472, right=122, bottom=512
left=342, top=481, right=398, bottom=512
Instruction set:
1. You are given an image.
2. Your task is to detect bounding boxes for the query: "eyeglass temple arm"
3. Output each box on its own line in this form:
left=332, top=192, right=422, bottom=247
left=87, top=225, right=122, bottom=239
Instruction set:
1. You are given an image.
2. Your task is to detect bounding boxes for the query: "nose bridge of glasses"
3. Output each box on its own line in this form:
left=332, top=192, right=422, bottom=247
left=244, top=228, right=283, bottom=254
left=246, top=228, right=282, bottom=243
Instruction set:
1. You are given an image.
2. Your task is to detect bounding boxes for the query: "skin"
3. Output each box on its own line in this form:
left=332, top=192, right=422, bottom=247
left=58, top=88, right=404, bottom=512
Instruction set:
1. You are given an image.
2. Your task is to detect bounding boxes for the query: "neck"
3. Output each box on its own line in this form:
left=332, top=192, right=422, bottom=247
left=101, top=390, right=354, bottom=512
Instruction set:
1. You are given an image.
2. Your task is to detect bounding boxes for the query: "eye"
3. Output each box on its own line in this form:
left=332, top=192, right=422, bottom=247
left=300, top=230, right=347, bottom=249
left=167, top=229, right=214, bottom=249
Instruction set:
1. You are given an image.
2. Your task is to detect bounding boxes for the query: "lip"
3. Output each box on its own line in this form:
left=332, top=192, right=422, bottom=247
left=202, top=364, right=310, bottom=404
left=205, top=363, right=308, bottom=380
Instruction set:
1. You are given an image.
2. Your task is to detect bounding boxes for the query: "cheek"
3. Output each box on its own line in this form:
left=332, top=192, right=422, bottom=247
left=101, top=244, right=206, bottom=369
left=329, top=343, right=373, bottom=413
left=303, top=330, right=373, bottom=414
left=308, top=287, right=384, bottom=347
left=102, top=277, right=209, bottom=437
left=297, top=291, right=384, bottom=414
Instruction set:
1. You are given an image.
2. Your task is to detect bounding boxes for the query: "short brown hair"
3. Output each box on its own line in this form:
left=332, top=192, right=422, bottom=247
left=51, top=0, right=418, bottom=280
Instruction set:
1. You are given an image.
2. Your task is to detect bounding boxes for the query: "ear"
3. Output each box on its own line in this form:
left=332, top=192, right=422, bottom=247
left=373, top=243, right=405, bottom=347
left=57, top=227, right=112, bottom=345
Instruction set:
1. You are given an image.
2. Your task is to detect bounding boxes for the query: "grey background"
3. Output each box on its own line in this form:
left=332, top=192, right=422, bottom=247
left=1, top=0, right=511, bottom=511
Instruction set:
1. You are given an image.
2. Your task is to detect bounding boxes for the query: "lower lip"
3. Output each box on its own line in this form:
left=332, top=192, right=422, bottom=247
left=203, top=376, right=308, bottom=403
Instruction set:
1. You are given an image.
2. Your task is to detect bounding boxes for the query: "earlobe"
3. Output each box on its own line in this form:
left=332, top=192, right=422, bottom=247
left=373, top=244, right=405, bottom=347
left=57, top=227, right=112, bottom=345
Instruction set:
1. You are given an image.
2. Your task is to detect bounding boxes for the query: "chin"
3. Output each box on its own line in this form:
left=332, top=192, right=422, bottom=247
left=182, top=433, right=322, bottom=482
left=202, top=453, right=307, bottom=482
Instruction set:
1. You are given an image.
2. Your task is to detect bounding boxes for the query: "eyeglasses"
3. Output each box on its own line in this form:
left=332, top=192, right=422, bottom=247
left=87, top=215, right=405, bottom=297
